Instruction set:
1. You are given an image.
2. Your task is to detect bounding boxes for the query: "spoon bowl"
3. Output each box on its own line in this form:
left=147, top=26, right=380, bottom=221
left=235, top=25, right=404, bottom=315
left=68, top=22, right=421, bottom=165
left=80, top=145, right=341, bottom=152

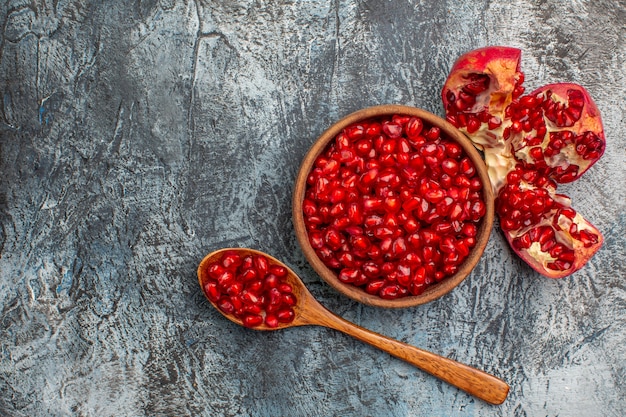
left=198, top=247, right=318, bottom=331
left=198, top=247, right=509, bottom=405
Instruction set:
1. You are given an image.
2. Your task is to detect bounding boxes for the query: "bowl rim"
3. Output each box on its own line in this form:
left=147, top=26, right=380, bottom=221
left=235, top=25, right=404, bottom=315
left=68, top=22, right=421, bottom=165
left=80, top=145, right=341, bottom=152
left=292, top=104, right=494, bottom=308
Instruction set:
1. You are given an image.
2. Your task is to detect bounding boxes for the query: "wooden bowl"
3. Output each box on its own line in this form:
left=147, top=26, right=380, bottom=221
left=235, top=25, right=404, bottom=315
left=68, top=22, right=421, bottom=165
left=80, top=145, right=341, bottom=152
left=292, top=105, right=494, bottom=308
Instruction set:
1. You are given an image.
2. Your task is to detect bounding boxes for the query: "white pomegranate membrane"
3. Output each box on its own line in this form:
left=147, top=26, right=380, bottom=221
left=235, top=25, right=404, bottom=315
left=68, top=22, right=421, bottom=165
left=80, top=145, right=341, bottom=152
left=203, top=251, right=296, bottom=328
left=303, top=114, right=486, bottom=299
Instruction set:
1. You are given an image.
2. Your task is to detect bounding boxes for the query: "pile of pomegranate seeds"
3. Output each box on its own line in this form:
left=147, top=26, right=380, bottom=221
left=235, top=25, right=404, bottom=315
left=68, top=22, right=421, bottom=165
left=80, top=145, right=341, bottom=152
left=302, top=114, right=486, bottom=299
left=203, top=251, right=297, bottom=328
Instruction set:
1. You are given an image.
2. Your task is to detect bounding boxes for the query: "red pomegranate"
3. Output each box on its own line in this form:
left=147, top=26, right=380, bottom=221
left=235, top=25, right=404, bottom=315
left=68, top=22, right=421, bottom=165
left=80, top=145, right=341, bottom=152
left=442, top=46, right=605, bottom=278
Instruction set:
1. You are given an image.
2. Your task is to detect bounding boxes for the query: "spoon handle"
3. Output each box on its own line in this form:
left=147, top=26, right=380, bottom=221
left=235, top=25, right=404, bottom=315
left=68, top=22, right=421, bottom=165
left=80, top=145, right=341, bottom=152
left=305, top=305, right=509, bottom=405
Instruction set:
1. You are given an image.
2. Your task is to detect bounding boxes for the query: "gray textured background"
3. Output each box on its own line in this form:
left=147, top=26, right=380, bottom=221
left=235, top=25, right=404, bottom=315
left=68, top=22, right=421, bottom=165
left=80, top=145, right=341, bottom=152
left=1, top=1, right=625, bottom=416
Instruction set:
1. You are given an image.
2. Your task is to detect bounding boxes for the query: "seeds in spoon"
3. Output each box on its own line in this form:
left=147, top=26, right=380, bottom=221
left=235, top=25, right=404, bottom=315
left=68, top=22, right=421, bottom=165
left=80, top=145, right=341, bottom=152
left=202, top=251, right=297, bottom=328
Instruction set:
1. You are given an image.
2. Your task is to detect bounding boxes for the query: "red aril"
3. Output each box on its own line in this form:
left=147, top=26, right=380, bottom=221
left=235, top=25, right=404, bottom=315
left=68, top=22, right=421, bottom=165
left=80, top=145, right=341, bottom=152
left=302, top=114, right=488, bottom=299
left=442, top=46, right=604, bottom=278
left=201, top=252, right=297, bottom=328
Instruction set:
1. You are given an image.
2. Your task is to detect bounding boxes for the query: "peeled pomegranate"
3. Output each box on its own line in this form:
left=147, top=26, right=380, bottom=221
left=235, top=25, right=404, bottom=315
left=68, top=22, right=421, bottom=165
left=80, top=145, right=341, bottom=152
left=442, top=46, right=605, bottom=278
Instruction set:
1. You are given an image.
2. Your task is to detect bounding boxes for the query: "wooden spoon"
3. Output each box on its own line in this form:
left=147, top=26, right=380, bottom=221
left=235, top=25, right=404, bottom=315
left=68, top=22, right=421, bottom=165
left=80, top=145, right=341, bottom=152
left=198, top=248, right=509, bottom=405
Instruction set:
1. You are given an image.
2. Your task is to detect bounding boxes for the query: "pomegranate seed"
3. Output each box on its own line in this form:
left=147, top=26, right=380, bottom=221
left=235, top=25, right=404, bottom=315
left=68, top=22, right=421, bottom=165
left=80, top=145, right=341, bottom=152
left=425, top=127, right=440, bottom=141
left=239, top=268, right=258, bottom=281
left=361, top=262, right=380, bottom=278
left=440, top=236, right=456, bottom=253
left=382, top=121, right=403, bottom=138
left=396, top=269, right=411, bottom=286
left=424, top=189, right=445, bottom=204
left=243, top=303, right=263, bottom=315
left=226, top=282, right=244, bottom=296
left=217, top=297, right=235, bottom=314
left=277, top=308, right=295, bottom=323
left=403, top=217, right=420, bottom=234
left=441, top=158, right=459, bottom=176
left=269, top=265, right=286, bottom=278
left=221, top=251, right=242, bottom=269
left=265, top=314, right=279, bottom=328
left=365, top=279, right=385, bottom=294
left=363, top=197, right=383, bottom=211
left=487, top=116, right=502, bottom=129
left=248, top=279, right=264, bottom=294
left=346, top=125, right=365, bottom=141
left=277, top=283, right=292, bottom=294
left=242, top=291, right=260, bottom=305
left=444, top=142, right=462, bottom=158
left=463, top=237, right=476, bottom=248
left=204, top=282, right=220, bottom=302
left=419, top=229, right=440, bottom=245
left=455, top=240, right=470, bottom=257
left=351, top=235, right=371, bottom=251
left=365, top=123, right=381, bottom=138
left=242, top=256, right=255, bottom=269
left=470, top=200, right=486, bottom=220
left=461, top=223, right=477, bottom=237
left=243, top=314, right=263, bottom=328
left=282, top=293, right=296, bottom=306
left=338, top=268, right=359, bottom=283
left=324, top=227, right=343, bottom=249
left=454, top=175, right=471, bottom=188
left=392, top=115, right=411, bottom=126
left=466, top=117, right=480, bottom=133
left=208, top=263, right=226, bottom=279
left=264, top=277, right=280, bottom=296
left=254, top=255, right=269, bottom=278
left=392, top=237, right=408, bottom=257
left=217, top=271, right=235, bottom=288
left=267, top=287, right=282, bottom=306
left=230, top=295, right=243, bottom=311
left=384, top=196, right=402, bottom=212
left=406, top=117, right=424, bottom=138
left=579, top=229, right=599, bottom=247
left=420, top=142, right=438, bottom=157
left=379, top=284, right=400, bottom=299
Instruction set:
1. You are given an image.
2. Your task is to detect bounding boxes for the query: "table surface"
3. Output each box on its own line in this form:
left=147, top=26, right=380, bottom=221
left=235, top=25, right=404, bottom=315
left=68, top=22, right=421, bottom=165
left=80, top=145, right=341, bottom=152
left=1, top=1, right=625, bottom=416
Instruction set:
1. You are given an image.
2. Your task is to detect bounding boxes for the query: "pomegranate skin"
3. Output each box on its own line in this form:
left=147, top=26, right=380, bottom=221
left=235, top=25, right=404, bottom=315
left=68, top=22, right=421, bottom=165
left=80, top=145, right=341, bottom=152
left=442, top=46, right=605, bottom=279
left=497, top=168, right=604, bottom=279
left=443, top=46, right=522, bottom=119
left=503, top=220, right=604, bottom=279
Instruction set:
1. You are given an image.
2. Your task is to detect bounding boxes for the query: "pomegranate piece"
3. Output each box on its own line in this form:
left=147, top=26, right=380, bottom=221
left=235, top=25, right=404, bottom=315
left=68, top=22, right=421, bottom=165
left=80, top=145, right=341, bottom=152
left=303, top=114, right=488, bottom=299
left=442, top=46, right=604, bottom=278
left=202, top=252, right=297, bottom=328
